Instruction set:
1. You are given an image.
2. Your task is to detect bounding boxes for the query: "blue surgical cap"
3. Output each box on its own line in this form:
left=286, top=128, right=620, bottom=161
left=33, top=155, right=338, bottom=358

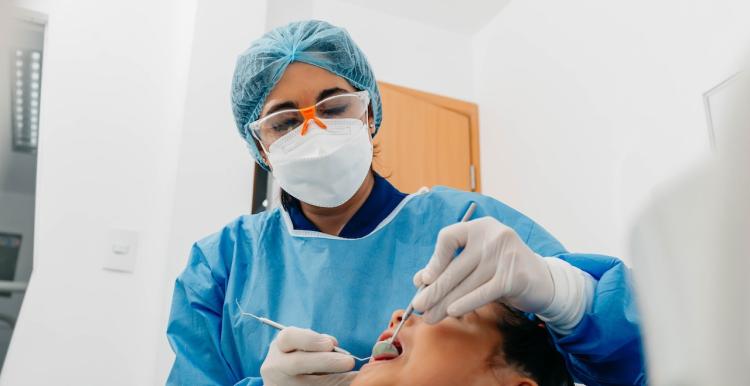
left=231, top=20, right=383, bottom=169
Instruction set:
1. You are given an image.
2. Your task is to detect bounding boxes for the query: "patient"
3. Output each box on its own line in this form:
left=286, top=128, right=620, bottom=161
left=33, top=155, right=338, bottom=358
left=352, top=303, right=573, bottom=386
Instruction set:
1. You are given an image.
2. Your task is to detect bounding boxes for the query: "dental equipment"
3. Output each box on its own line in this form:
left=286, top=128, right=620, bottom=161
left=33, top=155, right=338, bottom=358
left=371, top=202, right=478, bottom=359
left=235, top=299, right=371, bottom=362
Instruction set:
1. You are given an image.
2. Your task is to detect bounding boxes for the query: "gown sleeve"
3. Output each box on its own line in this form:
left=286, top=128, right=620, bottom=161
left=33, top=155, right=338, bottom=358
left=165, top=244, right=265, bottom=386
left=527, top=222, right=647, bottom=386
left=553, top=253, right=646, bottom=386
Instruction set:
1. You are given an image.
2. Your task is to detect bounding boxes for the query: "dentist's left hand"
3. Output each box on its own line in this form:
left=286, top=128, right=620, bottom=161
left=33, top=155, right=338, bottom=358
left=261, top=326, right=357, bottom=386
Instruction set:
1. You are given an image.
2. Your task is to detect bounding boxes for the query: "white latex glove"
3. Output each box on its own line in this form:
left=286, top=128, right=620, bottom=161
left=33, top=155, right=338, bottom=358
left=412, top=217, right=594, bottom=333
left=260, top=326, right=357, bottom=386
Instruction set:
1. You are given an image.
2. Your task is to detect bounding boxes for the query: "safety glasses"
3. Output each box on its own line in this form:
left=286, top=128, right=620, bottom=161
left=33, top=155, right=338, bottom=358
left=247, top=90, right=370, bottom=151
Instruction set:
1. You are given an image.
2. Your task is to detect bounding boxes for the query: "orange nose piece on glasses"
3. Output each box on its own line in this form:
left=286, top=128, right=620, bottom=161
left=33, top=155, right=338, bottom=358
left=299, top=106, right=327, bottom=135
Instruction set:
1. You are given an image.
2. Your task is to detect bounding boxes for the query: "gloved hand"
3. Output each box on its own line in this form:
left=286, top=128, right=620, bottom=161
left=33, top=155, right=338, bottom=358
left=412, top=217, right=591, bottom=330
left=261, top=326, right=357, bottom=386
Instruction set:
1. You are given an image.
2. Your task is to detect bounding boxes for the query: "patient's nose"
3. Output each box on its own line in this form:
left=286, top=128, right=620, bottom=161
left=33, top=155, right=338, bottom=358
left=388, top=310, right=405, bottom=329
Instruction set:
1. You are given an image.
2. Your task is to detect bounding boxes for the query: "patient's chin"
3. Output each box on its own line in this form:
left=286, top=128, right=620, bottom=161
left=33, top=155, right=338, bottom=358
left=351, top=362, right=400, bottom=386
left=350, top=371, right=388, bottom=386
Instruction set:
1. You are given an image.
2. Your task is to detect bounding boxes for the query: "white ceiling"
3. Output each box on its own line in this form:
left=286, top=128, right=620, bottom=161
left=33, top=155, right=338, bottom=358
left=337, top=0, right=512, bottom=35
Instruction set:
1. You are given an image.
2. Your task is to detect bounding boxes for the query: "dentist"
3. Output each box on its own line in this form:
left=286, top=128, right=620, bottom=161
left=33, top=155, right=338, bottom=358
left=166, top=20, right=645, bottom=386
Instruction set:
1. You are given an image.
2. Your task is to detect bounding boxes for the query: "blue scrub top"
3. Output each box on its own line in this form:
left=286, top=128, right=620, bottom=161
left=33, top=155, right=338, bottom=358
left=166, top=180, right=646, bottom=386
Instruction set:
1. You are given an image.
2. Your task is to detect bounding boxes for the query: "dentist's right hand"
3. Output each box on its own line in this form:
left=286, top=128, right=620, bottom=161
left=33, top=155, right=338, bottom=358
left=260, top=326, right=357, bottom=386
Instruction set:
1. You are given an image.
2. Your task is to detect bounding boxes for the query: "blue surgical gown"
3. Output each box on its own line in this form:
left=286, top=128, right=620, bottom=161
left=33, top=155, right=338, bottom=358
left=166, top=184, right=646, bottom=386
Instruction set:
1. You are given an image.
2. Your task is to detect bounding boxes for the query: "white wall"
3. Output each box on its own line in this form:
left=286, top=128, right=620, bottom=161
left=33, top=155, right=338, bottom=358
left=266, top=0, right=314, bottom=33
left=154, top=0, right=265, bottom=383
left=473, top=0, right=750, bottom=259
left=1, top=0, right=198, bottom=385
left=312, top=0, right=475, bottom=101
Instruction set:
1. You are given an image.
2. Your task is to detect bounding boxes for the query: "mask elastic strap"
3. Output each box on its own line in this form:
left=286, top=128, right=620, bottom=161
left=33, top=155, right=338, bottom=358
left=300, top=106, right=328, bottom=135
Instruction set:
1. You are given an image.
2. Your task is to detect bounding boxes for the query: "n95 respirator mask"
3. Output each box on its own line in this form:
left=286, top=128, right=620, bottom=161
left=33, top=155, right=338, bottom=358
left=268, top=118, right=373, bottom=208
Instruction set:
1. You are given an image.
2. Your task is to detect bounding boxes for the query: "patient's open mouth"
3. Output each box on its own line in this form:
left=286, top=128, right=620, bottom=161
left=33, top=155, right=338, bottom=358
left=392, top=340, right=403, bottom=355
left=371, top=332, right=404, bottom=361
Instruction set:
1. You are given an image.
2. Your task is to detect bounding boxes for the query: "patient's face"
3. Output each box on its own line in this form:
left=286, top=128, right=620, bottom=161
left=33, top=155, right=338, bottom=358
left=353, top=303, right=529, bottom=386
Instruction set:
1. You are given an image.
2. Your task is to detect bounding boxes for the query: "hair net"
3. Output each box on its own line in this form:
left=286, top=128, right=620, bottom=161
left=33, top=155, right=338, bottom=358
left=231, top=20, right=383, bottom=169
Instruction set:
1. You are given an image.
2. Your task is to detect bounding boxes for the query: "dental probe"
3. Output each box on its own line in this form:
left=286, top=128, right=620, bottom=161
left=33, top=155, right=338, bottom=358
left=235, top=299, right=371, bottom=362
left=372, top=202, right=478, bottom=358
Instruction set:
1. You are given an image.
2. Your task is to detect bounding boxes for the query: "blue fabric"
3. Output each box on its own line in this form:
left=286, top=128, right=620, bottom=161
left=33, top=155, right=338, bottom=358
left=550, top=254, right=647, bottom=386
left=231, top=20, right=382, bottom=170
left=287, top=173, right=407, bottom=238
left=166, top=187, right=646, bottom=386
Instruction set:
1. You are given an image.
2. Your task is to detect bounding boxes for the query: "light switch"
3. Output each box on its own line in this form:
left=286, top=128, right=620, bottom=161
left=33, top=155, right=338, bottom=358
left=104, top=229, right=138, bottom=273
left=112, top=243, right=131, bottom=255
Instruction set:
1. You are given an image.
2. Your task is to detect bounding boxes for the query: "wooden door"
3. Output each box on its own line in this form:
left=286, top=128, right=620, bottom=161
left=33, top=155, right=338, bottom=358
left=373, top=82, right=481, bottom=193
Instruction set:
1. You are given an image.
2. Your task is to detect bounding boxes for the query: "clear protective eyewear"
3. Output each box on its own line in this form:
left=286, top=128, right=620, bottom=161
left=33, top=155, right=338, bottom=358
left=247, top=90, right=370, bottom=151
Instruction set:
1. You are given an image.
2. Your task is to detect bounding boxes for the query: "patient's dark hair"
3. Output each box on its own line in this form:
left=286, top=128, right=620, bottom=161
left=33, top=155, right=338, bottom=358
left=493, top=305, right=574, bottom=386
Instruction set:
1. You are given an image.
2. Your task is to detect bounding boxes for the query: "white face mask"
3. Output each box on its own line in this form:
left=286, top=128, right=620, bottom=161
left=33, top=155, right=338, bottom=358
left=268, top=118, right=373, bottom=208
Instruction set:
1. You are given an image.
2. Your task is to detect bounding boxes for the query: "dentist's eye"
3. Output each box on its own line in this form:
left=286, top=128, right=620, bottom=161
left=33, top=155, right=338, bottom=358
left=318, top=105, right=348, bottom=118
left=270, top=118, right=300, bottom=132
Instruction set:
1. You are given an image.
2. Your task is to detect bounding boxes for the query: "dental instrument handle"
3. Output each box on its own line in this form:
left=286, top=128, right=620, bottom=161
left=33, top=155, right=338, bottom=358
left=236, top=300, right=288, bottom=330
left=459, top=202, right=477, bottom=222
left=388, top=287, right=423, bottom=344
left=256, top=316, right=287, bottom=331
left=238, top=312, right=288, bottom=331
left=388, top=202, right=478, bottom=344
left=236, top=301, right=369, bottom=360
left=245, top=312, right=362, bottom=358
left=332, top=346, right=353, bottom=356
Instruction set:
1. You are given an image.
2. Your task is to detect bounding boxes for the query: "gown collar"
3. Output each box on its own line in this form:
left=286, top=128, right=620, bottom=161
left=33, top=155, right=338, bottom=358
left=286, top=173, right=407, bottom=239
